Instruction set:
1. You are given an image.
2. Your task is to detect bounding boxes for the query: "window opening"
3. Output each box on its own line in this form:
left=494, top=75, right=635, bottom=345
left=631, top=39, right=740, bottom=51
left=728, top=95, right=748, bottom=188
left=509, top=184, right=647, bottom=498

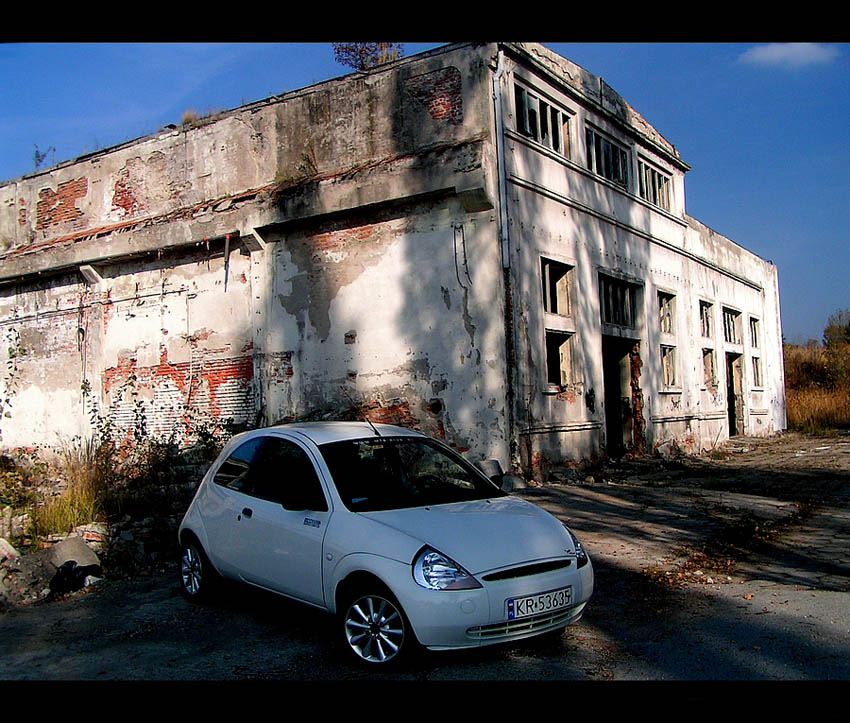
left=703, top=348, right=718, bottom=392
left=723, top=308, right=742, bottom=344
left=515, top=83, right=570, bottom=158
left=599, top=275, right=639, bottom=329
left=541, top=258, right=573, bottom=316
left=638, top=159, right=672, bottom=210
left=660, top=345, right=677, bottom=387
left=586, top=127, right=629, bottom=188
left=750, top=317, right=760, bottom=348
left=545, top=330, right=574, bottom=388
left=752, top=356, right=762, bottom=388
left=658, top=292, right=675, bottom=335
left=700, top=300, right=713, bottom=338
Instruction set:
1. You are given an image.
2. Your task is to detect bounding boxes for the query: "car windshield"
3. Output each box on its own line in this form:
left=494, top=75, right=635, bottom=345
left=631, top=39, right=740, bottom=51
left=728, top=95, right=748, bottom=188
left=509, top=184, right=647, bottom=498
left=318, top=436, right=505, bottom=512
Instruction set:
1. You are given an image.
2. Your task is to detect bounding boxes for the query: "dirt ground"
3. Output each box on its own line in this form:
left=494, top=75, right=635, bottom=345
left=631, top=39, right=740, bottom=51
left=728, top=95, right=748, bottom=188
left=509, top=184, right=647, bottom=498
left=1, top=431, right=848, bottom=681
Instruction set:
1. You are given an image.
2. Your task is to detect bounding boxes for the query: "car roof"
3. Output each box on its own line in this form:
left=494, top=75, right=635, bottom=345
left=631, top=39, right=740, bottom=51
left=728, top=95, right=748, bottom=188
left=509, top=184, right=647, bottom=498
left=263, top=421, right=427, bottom=446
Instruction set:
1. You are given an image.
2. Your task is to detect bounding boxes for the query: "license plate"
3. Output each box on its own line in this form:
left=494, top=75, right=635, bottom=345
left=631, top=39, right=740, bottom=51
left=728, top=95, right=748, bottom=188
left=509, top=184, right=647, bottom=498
left=507, top=586, right=572, bottom=619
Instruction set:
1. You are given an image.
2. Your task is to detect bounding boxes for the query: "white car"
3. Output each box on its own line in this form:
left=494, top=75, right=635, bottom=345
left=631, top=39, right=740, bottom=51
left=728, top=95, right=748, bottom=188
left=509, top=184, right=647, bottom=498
left=178, top=422, right=593, bottom=664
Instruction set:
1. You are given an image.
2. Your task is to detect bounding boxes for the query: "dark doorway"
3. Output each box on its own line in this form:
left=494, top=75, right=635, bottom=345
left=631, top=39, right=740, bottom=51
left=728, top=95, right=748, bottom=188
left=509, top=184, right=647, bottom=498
left=602, top=336, right=638, bottom=456
left=725, top=352, right=744, bottom=436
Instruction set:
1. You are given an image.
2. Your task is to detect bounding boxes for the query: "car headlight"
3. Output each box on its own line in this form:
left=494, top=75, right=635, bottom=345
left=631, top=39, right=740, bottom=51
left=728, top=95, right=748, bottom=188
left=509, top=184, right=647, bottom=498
left=413, top=547, right=483, bottom=590
left=564, top=525, right=589, bottom=569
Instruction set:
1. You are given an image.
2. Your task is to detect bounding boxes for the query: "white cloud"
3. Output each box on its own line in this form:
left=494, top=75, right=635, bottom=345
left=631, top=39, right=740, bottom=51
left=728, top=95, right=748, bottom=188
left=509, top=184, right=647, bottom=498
left=739, top=43, right=840, bottom=68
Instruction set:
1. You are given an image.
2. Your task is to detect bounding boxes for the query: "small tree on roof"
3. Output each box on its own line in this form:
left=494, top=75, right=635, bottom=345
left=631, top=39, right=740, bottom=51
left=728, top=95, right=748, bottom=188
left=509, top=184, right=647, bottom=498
left=332, top=43, right=404, bottom=71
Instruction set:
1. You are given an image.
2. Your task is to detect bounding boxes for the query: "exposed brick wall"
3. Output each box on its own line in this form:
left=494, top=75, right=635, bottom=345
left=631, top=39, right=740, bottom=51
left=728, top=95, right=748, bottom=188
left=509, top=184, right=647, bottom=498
left=404, top=67, right=463, bottom=125
left=35, top=178, right=88, bottom=231
left=629, top=342, right=647, bottom=454
left=111, top=161, right=144, bottom=217
left=103, top=346, right=254, bottom=437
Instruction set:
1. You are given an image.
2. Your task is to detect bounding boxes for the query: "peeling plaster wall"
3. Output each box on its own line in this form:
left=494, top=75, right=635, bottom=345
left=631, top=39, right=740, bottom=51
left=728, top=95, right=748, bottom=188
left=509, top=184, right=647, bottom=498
left=0, top=240, right=255, bottom=448
left=0, top=43, right=511, bottom=467
left=499, top=46, right=785, bottom=476
left=96, top=241, right=255, bottom=439
left=261, top=195, right=507, bottom=460
left=0, top=42, right=784, bottom=477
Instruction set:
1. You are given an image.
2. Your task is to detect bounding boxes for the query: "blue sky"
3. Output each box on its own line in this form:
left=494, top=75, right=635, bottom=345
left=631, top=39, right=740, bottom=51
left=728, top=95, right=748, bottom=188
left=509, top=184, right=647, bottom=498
left=1, top=42, right=846, bottom=344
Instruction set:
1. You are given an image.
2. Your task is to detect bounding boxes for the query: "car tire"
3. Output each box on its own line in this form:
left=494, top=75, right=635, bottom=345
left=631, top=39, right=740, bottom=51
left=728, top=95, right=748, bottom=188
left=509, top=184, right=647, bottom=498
left=341, top=587, right=413, bottom=666
left=179, top=539, right=217, bottom=601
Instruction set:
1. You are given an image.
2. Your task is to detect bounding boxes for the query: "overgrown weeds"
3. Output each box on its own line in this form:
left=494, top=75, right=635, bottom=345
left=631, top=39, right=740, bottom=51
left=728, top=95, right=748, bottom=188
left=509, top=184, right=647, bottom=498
left=29, top=437, right=107, bottom=538
left=0, top=449, right=45, bottom=511
left=784, top=342, right=850, bottom=434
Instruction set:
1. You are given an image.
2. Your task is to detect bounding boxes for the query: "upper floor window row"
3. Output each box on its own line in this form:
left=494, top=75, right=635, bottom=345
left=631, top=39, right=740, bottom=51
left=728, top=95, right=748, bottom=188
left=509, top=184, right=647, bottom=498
left=513, top=85, right=674, bottom=210
left=638, top=159, right=672, bottom=211
left=514, top=83, right=571, bottom=158
left=585, top=127, right=629, bottom=189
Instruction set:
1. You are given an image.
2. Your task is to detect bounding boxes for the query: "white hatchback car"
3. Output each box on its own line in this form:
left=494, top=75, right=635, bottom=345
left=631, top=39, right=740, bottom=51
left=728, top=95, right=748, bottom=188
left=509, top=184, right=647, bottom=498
left=178, top=422, right=593, bottom=664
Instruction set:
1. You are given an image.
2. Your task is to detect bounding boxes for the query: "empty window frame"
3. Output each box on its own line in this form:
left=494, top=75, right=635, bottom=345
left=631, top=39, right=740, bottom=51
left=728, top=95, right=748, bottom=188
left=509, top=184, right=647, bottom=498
left=638, top=159, right=672, bottom=211
left=749, top=317, right=760, bottom=348
left=660, top=345, right=677, bottom=387
left=699, top=300, right=713, bottom=338
left=599, top=275, right=639, bottom=329
left=541, top=258, right=573, bottom=316
left=658, top=292, right=675, bottom=335
left=752, top=356, right=763, bottom=388
left=723, top=307, right=742, bottom=344
left=514, top=84, right=570, bottom=157
left=702, top=348, right=717, bottom=389
left=545, top=330, right=574, bottom=388
left=585, top=126, right=629, bottom=188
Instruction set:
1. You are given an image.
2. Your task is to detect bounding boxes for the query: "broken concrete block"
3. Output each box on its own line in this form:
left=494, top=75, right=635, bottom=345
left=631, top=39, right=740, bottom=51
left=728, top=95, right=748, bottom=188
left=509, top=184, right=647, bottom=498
left=48, top=535, right=101, bottom=573
left=50, top=560, right=102, bottom=595
left=0, top=537, right=19, bottom=563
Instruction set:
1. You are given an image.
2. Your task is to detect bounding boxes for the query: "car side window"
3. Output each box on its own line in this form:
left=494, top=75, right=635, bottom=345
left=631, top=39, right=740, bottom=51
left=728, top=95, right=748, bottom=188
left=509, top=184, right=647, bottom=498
left=212, top=437, right=266, bottom=492
left=251, top=437, right=329, bottom=512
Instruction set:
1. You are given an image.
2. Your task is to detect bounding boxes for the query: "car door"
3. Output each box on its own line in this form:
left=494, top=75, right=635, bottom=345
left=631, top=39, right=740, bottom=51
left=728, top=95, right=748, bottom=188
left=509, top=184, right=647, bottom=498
left=201, top=436, right=267, bottom=577
left=228, top=435, right=331, bottom=606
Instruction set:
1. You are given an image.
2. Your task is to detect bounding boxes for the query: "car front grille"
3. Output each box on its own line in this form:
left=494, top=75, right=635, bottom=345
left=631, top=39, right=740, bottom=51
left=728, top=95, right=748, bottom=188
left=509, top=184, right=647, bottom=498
left=466, top=603, right=585, bottom=641
left=481, top=559, right=571, bottom=582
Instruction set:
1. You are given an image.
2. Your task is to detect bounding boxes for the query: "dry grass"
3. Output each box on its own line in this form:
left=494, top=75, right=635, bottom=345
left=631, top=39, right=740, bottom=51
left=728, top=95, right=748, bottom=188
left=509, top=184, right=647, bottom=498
left=30, top=437, right=109, bottom=536
left=784, top=342, right=850, bottom=434
left=786, top=387, right=850, bottom=434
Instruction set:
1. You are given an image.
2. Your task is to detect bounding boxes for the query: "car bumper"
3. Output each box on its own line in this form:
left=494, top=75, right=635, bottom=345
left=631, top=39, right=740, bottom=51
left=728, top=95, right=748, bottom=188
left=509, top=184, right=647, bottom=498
left=398, top=557, right=594, bottom=650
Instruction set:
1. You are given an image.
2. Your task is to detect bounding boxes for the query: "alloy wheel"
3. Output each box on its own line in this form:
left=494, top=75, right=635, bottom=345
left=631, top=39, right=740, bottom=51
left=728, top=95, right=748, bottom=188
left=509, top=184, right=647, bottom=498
left=181, top=544, right=203, bottom=597
left=343, top=594, right=406, bottom=663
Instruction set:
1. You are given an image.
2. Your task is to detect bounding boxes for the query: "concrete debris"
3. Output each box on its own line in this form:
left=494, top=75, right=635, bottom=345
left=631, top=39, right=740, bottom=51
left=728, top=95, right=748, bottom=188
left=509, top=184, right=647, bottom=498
left=1, top=530, right=104, bottom=608
left=49, top=560, right=102, bottom=595
left=48, top=535, right=100, bottom=572
left=0, top=537, right=20, bottom=563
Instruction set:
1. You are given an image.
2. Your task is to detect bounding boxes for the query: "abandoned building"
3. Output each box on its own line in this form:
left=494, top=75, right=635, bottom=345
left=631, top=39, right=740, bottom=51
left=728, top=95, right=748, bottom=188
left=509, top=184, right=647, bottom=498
left=0, top=42, right=785, bottom=479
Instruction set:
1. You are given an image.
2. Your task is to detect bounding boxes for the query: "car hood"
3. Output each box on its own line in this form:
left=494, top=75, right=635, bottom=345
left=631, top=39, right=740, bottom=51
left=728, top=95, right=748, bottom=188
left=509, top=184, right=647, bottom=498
left=359, top=496, right=574, bottom=574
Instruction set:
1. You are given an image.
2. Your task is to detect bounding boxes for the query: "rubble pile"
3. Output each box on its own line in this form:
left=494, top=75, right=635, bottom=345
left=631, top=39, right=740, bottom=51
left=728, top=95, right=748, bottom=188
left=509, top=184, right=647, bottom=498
left=0, top=532, right=103, bottom=609
left=0, top=510, right=187, bottom=609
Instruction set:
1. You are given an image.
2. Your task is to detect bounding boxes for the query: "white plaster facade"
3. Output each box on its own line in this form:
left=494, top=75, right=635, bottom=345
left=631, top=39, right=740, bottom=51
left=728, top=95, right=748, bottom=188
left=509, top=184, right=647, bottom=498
left=0, top=43, right=785, bottom=478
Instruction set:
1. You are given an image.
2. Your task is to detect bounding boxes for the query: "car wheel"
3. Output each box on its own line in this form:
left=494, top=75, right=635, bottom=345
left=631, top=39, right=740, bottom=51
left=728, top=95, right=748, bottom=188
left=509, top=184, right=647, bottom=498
left=342, top=590, right=410, bottom=665
left=180, top=540, right=215, bottom=600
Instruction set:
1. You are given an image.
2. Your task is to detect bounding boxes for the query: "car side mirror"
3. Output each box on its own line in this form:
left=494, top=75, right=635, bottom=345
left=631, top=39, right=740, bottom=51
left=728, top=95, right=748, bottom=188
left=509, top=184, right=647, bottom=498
left=475, top=459, right=504, bottom=487
left=499, top=474, right=526, bottom=493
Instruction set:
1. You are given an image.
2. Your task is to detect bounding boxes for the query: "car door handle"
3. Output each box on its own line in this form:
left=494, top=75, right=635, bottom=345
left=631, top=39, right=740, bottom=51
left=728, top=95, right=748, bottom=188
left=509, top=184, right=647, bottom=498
left=240, top=507, right=253, bottom=519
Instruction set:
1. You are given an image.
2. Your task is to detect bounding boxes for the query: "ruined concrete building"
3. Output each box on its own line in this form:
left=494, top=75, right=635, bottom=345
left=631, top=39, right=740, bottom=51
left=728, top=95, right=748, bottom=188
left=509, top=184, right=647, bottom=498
left=0, top=43, right=785, bottom=478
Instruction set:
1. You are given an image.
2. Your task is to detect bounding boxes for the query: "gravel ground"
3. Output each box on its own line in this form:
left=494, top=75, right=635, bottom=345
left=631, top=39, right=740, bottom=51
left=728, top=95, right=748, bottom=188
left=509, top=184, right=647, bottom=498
left=1, top=431, right=848, bottom=681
